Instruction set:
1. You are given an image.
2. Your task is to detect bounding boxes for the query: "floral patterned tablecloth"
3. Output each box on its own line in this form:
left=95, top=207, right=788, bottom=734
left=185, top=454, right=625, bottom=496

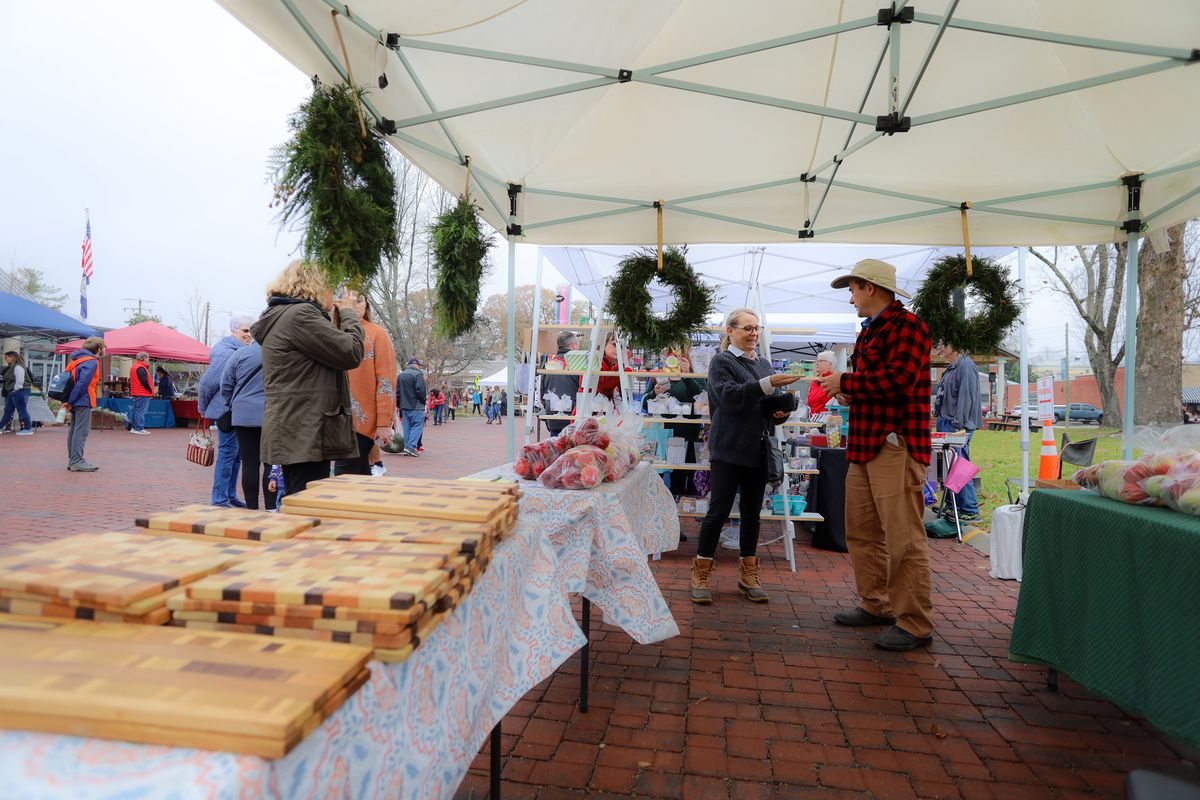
left=468, top=461, right=681, bottom=644
left=0, top=464, right=679, bottom=800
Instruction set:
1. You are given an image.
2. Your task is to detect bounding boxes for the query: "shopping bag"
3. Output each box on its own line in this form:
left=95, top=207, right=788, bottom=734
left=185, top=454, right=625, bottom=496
left=186, top=418, right=215, bottom=467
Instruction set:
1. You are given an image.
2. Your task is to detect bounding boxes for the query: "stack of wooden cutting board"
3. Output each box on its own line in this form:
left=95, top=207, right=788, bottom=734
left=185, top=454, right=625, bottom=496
left=167, top=537, right=476, bottom=662
left=280, top=476, right=520, bottom=543
left=0, top=614, right=370, bottom=757
left=0, top=532, right=255, bottom=625
left=135, top=504, right=322, bottom=545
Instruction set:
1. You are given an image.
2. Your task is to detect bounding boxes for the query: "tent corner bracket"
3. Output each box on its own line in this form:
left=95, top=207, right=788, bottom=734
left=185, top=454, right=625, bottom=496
left=877, top=6, right=914, bottom=27
left=618, top=69, right=633, bottom=83
left=385, top=33, right=399, bottom=49
left=377, top=118, right=397, bottom=134
left=875, top=112, right=911, bottom=134
left=798, top=229, right=815, bottom=239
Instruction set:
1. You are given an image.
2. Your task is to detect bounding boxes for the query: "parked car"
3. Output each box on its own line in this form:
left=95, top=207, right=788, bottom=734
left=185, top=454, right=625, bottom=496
left=1054, top=402, right=1104, bottom=424
left=1006, top=402, right=1045, bottom=426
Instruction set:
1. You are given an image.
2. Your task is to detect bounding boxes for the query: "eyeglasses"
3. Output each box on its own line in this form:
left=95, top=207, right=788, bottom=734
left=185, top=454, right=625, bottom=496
left=732, top=325, right=761, bottom=334
left=238, top=328, right=251, bottom=333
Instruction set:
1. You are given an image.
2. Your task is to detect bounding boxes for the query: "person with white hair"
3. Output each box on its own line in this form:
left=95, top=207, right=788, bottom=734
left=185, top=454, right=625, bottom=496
left=807, top=350, right=837, bottom=416
left=198, top=312, right=256, bottom=507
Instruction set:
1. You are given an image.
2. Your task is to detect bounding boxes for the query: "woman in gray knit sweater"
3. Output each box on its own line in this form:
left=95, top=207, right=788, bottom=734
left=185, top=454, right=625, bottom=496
left=692, top=308, right=801, bottom=604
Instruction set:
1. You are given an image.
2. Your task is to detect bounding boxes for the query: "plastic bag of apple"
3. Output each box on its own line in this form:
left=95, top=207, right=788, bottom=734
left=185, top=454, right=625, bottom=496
left=1072, top=425, right=1200, bottom=515
left=514, top=416, right=641, bottom=487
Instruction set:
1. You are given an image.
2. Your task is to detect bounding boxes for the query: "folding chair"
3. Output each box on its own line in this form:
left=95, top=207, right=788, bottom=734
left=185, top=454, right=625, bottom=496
left=1057, top=431, right=1098, bottom=478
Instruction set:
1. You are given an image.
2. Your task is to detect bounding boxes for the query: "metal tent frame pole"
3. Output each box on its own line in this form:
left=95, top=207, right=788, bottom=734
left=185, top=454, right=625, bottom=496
left=1018, top=247, right=1030, bottom=495
left=524, top=248, right=546, bottom=445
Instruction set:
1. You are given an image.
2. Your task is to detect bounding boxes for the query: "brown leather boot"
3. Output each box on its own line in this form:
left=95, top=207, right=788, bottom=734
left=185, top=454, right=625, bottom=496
left=738, top=556, right=769, bottom=603
left=690, top=557, right=714, bottom=604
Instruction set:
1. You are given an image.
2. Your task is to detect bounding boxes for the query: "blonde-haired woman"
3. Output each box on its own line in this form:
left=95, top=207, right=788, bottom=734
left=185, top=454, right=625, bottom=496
left=691, top=308, right=801, bottom=604
left=251, top=261, right=364, bottom=495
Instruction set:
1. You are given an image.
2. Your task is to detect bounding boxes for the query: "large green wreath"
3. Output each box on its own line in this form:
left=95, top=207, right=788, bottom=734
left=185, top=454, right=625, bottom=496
left=911, top=254, right=1020, bottom=354
left=270, top=82, right=398, bottom=290
left=431, top=196, right=495, bottom=339
left=604, top=246, right=717, bottom=351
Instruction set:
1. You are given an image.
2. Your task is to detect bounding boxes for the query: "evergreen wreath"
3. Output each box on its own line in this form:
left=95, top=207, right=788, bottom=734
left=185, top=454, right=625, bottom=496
left=604, top=246, right=717, bottom=352
left=270, top=82, right=398, bottom=290
left=430, top=196, right=495, bottom=339
left=911, top=254, right=1020, bottom=355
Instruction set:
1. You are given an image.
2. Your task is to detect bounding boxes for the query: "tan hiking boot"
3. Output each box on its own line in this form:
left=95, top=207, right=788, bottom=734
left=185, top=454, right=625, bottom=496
left=691, top=557, right=714, bottom=604
left=738, top=556, right=769, bottom=603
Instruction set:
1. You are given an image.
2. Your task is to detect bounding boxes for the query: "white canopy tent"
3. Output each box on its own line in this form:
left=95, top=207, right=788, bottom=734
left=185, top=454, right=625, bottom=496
left=219, top=0, right=1200, bottom=472
left=478, top=367, right=509, bottom=388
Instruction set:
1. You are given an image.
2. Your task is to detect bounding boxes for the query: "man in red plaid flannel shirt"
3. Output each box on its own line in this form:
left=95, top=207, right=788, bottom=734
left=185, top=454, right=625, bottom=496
left=816, top=259, right=934, bottom=651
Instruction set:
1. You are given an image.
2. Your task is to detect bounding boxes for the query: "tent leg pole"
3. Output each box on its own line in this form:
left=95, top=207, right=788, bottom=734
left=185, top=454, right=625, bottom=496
left=524, top=248, right=545, bottom=445
left=506, top=237, right=517, bottom=463
left=1018, top=247, right=1030, bottom=495
left=1122, top=234, right=1140, bottom=459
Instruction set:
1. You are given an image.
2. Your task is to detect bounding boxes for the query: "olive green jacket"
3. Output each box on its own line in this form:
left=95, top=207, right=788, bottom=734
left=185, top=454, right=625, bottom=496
left=251, top=297, right=364, bottom=465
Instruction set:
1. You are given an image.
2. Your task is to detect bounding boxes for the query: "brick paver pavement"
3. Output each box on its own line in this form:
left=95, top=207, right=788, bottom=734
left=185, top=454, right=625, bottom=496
left=2, top=414, right=1197, bottom=798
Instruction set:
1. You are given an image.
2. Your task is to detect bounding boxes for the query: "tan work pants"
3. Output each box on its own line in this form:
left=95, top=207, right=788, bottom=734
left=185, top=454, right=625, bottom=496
left=844, top=436, right=934, bottom=638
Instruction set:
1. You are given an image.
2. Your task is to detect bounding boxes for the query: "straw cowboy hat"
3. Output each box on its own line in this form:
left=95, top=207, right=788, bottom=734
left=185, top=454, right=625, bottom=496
left=830, top=258, right=911, bottom=299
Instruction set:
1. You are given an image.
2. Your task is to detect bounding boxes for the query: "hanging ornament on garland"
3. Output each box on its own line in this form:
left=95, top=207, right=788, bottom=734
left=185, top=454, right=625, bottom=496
left=430, top=190, right=495, bottom=339
left=604, top=246, right=717, bottom=352
left=269, top=81, right=399, bottom=291
left=912, top=254, right=1021, bottom=354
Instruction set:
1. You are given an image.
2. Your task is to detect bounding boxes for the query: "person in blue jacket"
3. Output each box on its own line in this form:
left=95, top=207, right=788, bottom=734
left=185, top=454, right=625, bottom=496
left=198, top=314, right=254, bottom=506
left=65, top=337, right=105, bottom=472
left=220, top=340, right=274, bottom=510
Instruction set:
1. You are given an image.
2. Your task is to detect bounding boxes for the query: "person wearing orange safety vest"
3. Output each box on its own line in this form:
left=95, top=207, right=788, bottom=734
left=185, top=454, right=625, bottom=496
left=65, top=336, right=105, bottom=472
left=127, top=351, right=155, bottom=435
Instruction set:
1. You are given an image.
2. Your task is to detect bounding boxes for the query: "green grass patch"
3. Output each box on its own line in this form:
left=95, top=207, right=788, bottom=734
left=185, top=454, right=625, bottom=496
left=970, top=426, right=1125, bottom=527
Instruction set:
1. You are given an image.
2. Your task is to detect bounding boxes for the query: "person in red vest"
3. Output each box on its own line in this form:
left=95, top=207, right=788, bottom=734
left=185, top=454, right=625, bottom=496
left=127, top=350, right=155, bottom=435
left=65, top=336, right=105, bottom=472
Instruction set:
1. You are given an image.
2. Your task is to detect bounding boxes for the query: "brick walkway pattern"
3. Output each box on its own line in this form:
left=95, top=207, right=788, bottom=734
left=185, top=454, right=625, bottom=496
left=2, top=414, right=1197, bottom=799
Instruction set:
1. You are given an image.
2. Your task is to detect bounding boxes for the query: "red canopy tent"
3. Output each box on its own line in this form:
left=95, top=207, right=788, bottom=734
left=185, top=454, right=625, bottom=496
left=55, top=321, right=210, bottom=364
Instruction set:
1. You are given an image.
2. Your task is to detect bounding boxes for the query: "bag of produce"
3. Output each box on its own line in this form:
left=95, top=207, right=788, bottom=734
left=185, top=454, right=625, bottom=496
left=539, top=445, right=610, bottom=490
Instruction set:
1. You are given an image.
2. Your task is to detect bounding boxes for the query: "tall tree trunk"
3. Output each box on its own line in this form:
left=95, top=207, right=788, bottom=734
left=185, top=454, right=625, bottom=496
left=1134, top=224, right=1187, bottom=425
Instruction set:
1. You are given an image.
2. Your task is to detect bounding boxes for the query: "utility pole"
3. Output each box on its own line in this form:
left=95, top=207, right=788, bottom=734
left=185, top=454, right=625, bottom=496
left=204, top=302, right=211, bottom=345
left=122, top=297, right=156, bottom=320
left=1064, top=323, right=1071, bottom=429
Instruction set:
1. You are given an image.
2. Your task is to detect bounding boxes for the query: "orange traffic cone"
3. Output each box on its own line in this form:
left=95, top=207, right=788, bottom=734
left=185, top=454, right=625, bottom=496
left=1038, top=422, right=1060, bottom=479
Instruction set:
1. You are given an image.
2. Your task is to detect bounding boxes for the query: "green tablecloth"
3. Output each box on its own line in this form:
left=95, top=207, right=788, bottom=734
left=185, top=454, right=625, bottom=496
left=1010, top=489, right=1200, bottom=747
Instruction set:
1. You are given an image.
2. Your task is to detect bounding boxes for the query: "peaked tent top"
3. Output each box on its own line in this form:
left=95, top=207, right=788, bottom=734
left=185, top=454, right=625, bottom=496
left=0, top=291, right=98, bottom=339
left=55, top=321, right=211, bottom=364
left=218, top=0, right=1200, bottom=246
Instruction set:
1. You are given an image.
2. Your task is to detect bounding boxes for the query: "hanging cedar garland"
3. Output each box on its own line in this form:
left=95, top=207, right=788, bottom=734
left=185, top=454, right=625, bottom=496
left=270, top=82, right=398, bottom=290
left=605, top=246, right=717, bottom=352
left=431, top=196, right=495, bottom=339
left=912, top=254, right=1021, bottom=354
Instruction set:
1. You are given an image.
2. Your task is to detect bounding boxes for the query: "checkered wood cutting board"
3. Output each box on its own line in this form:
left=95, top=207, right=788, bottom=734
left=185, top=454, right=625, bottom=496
left=0, top=615, right=370, bottom=757
left=135, top=504, right=321, bottom=542
left=0, top=533, right=246, bottom=607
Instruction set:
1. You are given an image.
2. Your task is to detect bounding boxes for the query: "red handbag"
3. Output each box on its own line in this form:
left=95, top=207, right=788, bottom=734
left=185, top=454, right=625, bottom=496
left=186, top=417, right=215, bottom=467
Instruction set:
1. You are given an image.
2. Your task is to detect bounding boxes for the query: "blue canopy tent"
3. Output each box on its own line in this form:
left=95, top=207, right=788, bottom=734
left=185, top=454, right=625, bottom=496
left=0, top=291, right=98, bottom=339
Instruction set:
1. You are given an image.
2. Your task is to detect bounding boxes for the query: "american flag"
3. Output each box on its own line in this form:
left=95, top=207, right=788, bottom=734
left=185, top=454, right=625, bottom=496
left=80, top=214, right=92, bottom=320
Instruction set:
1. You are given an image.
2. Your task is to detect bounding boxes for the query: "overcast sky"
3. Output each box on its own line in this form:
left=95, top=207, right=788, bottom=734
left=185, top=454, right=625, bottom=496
left=0, top=1, right=1091, bottom=361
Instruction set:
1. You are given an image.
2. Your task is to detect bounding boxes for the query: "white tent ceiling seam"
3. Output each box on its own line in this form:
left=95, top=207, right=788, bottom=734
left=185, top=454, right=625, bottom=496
left=219, top=0, right=1200, bottom=247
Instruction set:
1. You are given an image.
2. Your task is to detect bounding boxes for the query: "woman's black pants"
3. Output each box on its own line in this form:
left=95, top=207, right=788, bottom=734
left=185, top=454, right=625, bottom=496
left=696, top=459, right=768, bottom=559
left=233, top=426, right=277, bottom=511
left=333, top=433, right=375, bottom=476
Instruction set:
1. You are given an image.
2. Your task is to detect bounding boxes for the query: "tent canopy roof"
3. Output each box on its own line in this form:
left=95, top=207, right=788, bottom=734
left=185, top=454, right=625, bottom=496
left=219, top=0, right=1200, bottom=247
left=55, top=321, right=211, bottom=364
left=0, top=291, right=98, bottom=340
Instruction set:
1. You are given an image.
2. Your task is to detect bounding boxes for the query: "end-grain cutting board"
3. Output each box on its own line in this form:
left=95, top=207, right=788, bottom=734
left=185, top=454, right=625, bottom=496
left=136, top=504, right=321, bottom=542
left=0, top=533, right=243, bottom=607
left=0, top=615, right=370, bottom=757
left=291, top=518, right=490, bottom=557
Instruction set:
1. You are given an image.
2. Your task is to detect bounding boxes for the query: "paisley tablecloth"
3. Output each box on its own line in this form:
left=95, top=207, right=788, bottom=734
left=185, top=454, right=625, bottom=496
left=0, top=464, right=680, bottom=800
left=468, top=461, right=681, bottom=644
left=0, top=507, right=585, bottom=800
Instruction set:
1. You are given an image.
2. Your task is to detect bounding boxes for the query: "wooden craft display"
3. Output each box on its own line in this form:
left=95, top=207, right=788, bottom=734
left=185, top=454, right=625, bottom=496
left=283, top=475, right=520, bottom=539
left=0, top=532, right=248, bottom=624
left=169, top=540, right=486, bottom=660
left=135, top=504, right=322, bottom=542
left=0, top=615, right=370, bottom=757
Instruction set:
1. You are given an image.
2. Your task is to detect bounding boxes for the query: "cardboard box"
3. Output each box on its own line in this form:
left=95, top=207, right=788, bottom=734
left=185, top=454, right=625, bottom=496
left=1035, top=478, right=1082, bottom=491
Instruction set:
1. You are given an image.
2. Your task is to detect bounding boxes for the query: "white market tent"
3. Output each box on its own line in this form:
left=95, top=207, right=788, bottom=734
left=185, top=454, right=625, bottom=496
left=478, top=367, right=509, bottom=388
left=218, top=0, right=1200, bottom=474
